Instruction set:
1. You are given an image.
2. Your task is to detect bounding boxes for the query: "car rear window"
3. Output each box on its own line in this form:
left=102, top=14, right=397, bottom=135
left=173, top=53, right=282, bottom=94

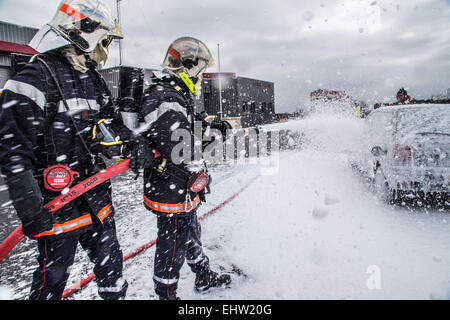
left=395, top=105, right=450, bottom=136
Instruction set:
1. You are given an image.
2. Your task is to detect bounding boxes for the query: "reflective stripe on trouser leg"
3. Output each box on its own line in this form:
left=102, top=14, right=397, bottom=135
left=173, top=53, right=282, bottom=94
left=98, top=278, right=128, bottom=299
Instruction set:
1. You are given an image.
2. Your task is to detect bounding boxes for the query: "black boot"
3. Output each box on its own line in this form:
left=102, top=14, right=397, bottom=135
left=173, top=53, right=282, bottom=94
left=194, top=268, right=232, bottom=292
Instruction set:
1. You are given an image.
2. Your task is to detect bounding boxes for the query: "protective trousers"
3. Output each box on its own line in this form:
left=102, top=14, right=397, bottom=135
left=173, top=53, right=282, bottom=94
left=153, top=210, right=209, bottom=299
left=29, top=218, right=127, bottom=300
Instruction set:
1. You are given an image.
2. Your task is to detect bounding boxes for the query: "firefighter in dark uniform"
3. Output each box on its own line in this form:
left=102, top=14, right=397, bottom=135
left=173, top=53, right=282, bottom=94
left=138, top=37, right=231, bottom=300
left=0, top=0, right=131, bottom=300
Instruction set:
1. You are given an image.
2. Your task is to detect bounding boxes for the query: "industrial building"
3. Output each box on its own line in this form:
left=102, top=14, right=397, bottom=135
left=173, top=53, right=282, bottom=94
left=98, top=68, right=276, bottom=121
left=0, top=21, right=39, bottom=90
left=198, top=73, right=275, bottom=124
left=98, top=68, right=276, bottom=128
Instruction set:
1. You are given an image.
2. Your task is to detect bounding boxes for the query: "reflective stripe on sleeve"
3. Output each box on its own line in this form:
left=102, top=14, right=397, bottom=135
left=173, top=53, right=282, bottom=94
left=3, top=80, right=46, bottom=110
left=144, top=102, right=188, bottom=127
left=57, top=98, right=100, bottom=113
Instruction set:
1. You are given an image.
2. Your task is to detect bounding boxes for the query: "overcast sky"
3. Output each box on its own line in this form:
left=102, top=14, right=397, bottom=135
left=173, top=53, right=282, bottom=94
left=1, top=0, right=450, bottom=113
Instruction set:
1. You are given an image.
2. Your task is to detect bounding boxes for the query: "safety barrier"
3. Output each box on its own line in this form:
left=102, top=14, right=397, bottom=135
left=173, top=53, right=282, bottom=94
left=62, top=175, right=259, bottom=299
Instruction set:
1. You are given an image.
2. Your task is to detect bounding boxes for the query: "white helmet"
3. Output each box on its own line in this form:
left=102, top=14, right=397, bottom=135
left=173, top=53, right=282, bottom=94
left=162, top=37, right=215, bottom=85
left=29, top=0, right=123, bottom=54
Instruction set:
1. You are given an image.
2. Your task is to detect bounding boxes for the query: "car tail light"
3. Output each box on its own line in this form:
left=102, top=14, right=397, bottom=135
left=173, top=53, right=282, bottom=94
left=392, top=144, right=411, bottom=164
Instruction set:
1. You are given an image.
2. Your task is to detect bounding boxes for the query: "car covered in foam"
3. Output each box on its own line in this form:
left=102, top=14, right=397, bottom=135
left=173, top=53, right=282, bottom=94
left=356, top=103, right=449, bottom=204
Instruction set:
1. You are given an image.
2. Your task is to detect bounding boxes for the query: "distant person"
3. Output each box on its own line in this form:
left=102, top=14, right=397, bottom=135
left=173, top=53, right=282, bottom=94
left=353, top=102, right=362, bottom=117
left=396, top=88, right=411, bottom=104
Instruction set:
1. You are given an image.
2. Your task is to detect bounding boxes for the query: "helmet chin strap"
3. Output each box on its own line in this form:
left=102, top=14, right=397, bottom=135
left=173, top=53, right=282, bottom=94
left=85, top=54, right=98, bottom=70
left=60, top=44, right=107, bottom=73
left=179, top=71, right=201, bottom=99
left=88, top=42, right=109, bottom=67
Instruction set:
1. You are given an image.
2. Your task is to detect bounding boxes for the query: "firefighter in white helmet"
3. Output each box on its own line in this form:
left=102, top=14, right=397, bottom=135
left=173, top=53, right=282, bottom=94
left=30, top=0, right=123, bottom=70
left=0, top=0, right=131, bottom=299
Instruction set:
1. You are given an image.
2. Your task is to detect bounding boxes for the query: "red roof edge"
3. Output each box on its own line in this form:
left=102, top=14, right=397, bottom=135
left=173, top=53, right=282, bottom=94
left=203, top=72, right=236, bottom=79
left=0, top=40, right=38, bottom=56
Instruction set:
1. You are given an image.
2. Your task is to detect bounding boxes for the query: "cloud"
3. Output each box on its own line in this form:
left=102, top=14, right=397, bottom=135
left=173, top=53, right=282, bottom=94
left=1, top=0, right=449, bottom=112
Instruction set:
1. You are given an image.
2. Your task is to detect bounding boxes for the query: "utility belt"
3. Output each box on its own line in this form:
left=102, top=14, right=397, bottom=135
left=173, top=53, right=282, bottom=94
left=151, top=156, right=210, bottom=195
left=145, top=156, right=209, bottom=213
left=149, top=151, right=211, bottom=194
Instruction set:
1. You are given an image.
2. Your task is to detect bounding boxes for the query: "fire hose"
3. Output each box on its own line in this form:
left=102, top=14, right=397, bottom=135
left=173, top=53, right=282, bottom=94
left=0, top=159, right=131, bottom=264
left=62, top=174, right=259, bottom=299
left=0, top=158, right=258, bottom=299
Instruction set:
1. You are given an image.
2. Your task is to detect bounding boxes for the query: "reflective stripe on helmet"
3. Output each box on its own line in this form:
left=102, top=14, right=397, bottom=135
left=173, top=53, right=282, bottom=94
left=59, top=3, right=86, bottom=20
left=168, top=47, right=181, bottom=60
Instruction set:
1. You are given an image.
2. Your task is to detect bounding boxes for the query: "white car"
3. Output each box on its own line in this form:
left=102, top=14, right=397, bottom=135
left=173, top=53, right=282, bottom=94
left=357, top=103, right=449, bottom=204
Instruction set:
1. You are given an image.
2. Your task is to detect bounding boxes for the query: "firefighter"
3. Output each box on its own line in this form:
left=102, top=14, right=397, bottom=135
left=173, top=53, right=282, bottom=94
left=0, top=0, right=132, bottom=300
left=138, top=37, right=231, bottom=300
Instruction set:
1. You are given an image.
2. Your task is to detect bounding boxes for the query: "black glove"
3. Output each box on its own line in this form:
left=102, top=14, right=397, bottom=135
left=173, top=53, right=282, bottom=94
left=201, top=120, right=232, bottom=151
left=211, top=120, right=232, bottom=137
left=6, top=170, right=54, bottom=239
left=123, top=135, right=154, bottom=174
left=21, top=208, right=55, bottom=238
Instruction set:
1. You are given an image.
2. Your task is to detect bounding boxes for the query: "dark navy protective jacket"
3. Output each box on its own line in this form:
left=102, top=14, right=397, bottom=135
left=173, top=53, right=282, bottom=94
left=139, top=76, right=202, bottom=216
left=0, top=51, right=126, bottom=238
